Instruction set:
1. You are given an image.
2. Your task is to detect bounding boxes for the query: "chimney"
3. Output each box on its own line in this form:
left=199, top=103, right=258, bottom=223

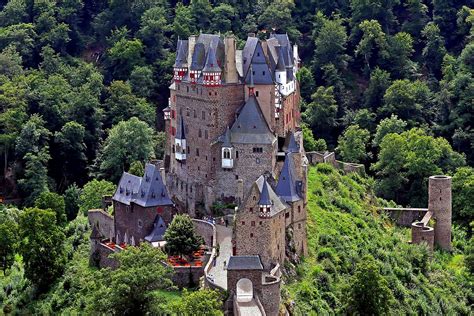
left=224, top=35, right=238, bottom=84
left=187, top=35, right=197, bottom=72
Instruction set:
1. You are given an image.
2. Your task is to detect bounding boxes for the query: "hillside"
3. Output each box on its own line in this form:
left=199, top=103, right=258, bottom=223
left=285, top=164, right=472, bottom=314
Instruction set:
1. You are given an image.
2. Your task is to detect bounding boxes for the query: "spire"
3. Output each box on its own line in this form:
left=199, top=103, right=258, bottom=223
left=203, top=46, right=221, bottom=72
left=248, top=64, right=255, bottom=96
left=287, top=132, right=299, bottom=153
left=275, top=153, right=301, bottom=202
left=222, top=126, right=232, bottom=148
left=259, top=178, right=272, bottom=206
left=276, top=47, right=286, bottom=71
left=176, top=116, right=186, bottom=140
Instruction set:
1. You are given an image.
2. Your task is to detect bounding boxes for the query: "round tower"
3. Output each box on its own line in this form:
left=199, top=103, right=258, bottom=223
left=428, top=175, right=452, bottom=251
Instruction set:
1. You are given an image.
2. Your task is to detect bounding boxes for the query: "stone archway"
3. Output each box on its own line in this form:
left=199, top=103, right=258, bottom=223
left=236, top=278, right=253, bottom=303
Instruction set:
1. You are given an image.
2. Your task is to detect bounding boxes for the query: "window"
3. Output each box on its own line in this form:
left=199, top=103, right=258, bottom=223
left=205, top=130, right=208, bottom=139
left=253, top=147, right=263, bottom=153
left=242, top=221, right=245, bottom=225
left=236, top=151, right=239, bottom=159
left=187, top=146, right=190, bottom=154
left=199, top=129, right=202, bottom=137
left=298, top=223, right=301, bottom=229
left=256, top=91, right=259, bottom=97
left=250, top=233, right=254, bottom=237
left=298, top=205, right=301, bottom=213
left=249, top=207, right=253, bottom=212
left=285, top=212, right=290, bottom=218
left=235, top=174, right=238, bottom=180
left=223, top=149, right=231, bottom=159
left=251, top=221, right=255, bottom=227
left=196, top=148, right=199, bottom=156
left=194, top=110, right=196, bottom=118
left=138, top=219, right=143, bottom=228
left=259, top=221, right=262, bottom=225
left=262, top=71, right=265, bottom=76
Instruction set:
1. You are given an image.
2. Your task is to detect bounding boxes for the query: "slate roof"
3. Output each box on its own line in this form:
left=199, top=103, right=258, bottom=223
left=276, top=46, right=286, bottom=72
left=190, top=43, right=206, bottom=71
left=145, top=215, right=167, bottom=242
left=176, top=116, right=186, bottom=140
left=227, top=255, right=264, bottom=270
left=229, top=95, right=275, bottom=144
left=222, top=126, right=232, bottom=147
left=203, top=46, right=221, bottom=72
left=112, top=164, right=173, bottom=207
left=242, top=37, right=258, bottom=78
left=173, top=39, right=188, bottom=68
left=275, top=153, right=301, bottom=202
left=255, top=175, right=287, bottom=216
left=259, top=178, right=272, bottom=205
left=287, top=132, right=299, bottom=153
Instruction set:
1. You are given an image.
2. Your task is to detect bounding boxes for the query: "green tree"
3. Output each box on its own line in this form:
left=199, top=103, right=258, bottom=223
left=347, top=256, right=394, bottom=315
left=97, top=117, right=156, bottom=181
left=166, top=289, right=223, bottom=315
left=0, top=210, right=19, bottom=273
left=79, top=179, right=116, bottom=215
left=173, top=3, right=196, bottom=39
left=55, top=121, right=87, bottom=188
left=87, top=243, right=174, bottom=315
left=422, top=22, right=446, bottom=79
left=34, top=191, right=67, bottom=226
left=452, top=167, right=474, bottom=225
left=350, top=0, right=399, bottom=34
left=355, top=19, right=389, bottom=75
left=191, top=0, right=212, bottom=31
left=380, top=79, right=432, bottom=126
left=18, top=150, right=51, bottom=205
left=258, top=0, right=295, bottom=34
left=387, top=32, right=414, bottom=78
left=296, top=66, right=315, bottom=102
left=104, top=80, right=155, bottom=127
left=302, top=123, right=327, bottom=152
left=64, top=183, right=81, bottom=221
left=15, top=114, right=51, bottom=159
left=372, top=114, right=407, bottom=147
left=401, top=0, right=429, bottom=40
left=303, top=86, right=338, bottom=143
left=138, top=6, right=168, bottom=62
left=129, top=66, right=155, bottom=98
left=211, top=3, right=237, bottom=33
left=154, top=131, right=166, bottom=160
left=336, top=125, right=370, bottom=163
left=128, top=160, right=144, bottom=176
left=164, top=214, right=203, bottom=258
left=19, top=208, right=66, bottom=292
left=313, top=13, right=348, bottom=72
left=364, top=67, right=391, bottom=110
left=108, top=37, right=144, bottom=79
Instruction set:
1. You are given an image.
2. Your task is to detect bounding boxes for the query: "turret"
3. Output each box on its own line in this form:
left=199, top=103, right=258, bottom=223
left=429, top=175, right=452, bottom=251
left=202, top=46, right=221, bottom=86
left=175, top=116, right=186, bottom=161
left=259, top=178, right=272, bottom=218
left=221, top=127, right=233, bottom=169
left=275, top=47, right=287, bottom=85
left=173, top=39, right=188, bottom=82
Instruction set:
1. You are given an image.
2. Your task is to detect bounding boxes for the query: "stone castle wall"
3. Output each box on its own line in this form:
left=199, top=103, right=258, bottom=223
left=411, top=222, right=435, bottom=251
left=88, top=209, right=114, bottom=239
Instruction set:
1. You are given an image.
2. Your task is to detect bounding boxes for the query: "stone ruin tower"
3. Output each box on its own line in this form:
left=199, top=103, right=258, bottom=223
left=411, top=175, right=452, bottom=251
left=429, top=175, right=452, bottom=251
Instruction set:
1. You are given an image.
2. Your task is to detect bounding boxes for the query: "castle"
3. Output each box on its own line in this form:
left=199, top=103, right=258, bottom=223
left=89, top=33, right=308, bottom=315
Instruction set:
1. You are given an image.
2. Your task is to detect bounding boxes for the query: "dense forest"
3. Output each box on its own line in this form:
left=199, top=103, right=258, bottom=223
left=0, top=0, right=473, bottom=314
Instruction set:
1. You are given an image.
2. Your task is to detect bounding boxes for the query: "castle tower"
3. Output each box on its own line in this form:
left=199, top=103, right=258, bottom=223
left=429, top=175, right=452, bottom=251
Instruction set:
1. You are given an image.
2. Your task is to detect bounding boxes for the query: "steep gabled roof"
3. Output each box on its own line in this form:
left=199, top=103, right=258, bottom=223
left=259, top=178, right=272, bottom=205
left=276, top=46, right=286, bottom=72
left=287, top=132, right=299, bottom=153
left=173, top=39, right=188, bottom=68
left=112, top=164, right=173, bottom=207
left=132, top=164, right=172, bottom=207
left=242, top=36, right=258, bottom=78
left=255, top=175, right=287, bottom=216
left=222, top=126, right=232, bottom=147
left=229, top=95, right=275, bottom=144
left=244, top=42, right=273, bottom=85
left=275, top=153, right=301, bottom=202
left=202, top=46, right=222, bottom=72
left=176, top=116, right=186, bottom=140
left=145, top=215, right=167, bottom=242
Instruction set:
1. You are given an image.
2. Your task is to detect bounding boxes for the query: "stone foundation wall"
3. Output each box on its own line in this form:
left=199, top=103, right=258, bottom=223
left=387, top=209, right=427, bottom=227
left=172, top=266, right=206, bottom=288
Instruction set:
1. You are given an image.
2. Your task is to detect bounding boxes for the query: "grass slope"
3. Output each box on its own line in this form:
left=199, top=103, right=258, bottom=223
left=285, top=164, right=472, bottom=315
